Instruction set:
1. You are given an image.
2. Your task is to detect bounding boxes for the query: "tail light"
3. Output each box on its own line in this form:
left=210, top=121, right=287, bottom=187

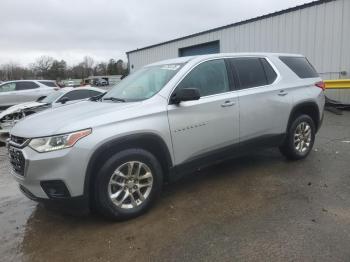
left=315, top=81, right=325, bottom=91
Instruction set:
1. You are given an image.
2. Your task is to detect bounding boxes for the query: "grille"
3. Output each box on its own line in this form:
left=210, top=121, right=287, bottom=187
left=10, top=135, right=28, bottom=146
left=8, top=147, right=25, bottom=176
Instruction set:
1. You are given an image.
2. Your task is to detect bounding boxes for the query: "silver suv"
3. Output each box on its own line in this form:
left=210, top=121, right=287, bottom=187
left=8, top=53, right=325, bottom=220
left=0, top=80, right=59, bottom=111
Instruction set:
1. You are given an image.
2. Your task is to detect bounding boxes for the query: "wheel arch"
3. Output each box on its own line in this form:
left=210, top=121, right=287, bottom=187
left=84, top=132, right=173, bottom=202
left=287, top=101, right=321, bottom=132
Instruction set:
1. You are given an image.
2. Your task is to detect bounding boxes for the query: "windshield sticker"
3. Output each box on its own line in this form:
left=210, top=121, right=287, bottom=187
left=160, top=65, right=181, bottom=71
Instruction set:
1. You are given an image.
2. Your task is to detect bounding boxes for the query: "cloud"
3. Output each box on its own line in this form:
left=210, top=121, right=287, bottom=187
left=0, top=0, right=313, bottom=65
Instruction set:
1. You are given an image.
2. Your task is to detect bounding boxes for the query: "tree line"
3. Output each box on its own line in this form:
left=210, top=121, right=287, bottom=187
left=0, top=56, right=129, bottom=81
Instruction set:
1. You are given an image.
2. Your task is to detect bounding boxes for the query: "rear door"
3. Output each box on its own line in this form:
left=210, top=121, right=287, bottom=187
left=14, top=81, right=42, bottom=103
left=228, top=57, right=292, bottom=143
left=167, top=58, right=239, bottom=166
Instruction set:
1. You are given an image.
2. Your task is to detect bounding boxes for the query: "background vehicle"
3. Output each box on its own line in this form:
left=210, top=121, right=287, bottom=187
left=95, top=78, right=108, bottom=86
left=8, top=53, right=325, bottom=220
left=0, top=80, right=59, bottom=111
left=67, top=81, right=75, bottom=87
left=0, top=87, right=104, bottom=142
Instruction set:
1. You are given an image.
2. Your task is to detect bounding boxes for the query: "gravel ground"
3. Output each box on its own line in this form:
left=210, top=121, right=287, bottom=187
left=0, top=111, right=350, bottom=262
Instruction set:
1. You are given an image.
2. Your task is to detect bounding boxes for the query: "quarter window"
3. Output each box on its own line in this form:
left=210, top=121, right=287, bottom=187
left=39, top=81, right=58, bottom=87
left=279, top=56, right=318, bottom=78
left=177, top=59, right=229, bottom=97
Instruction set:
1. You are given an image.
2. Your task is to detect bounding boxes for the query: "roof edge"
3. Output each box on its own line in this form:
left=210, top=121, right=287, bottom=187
left=126, top=0, right=336, bottom=54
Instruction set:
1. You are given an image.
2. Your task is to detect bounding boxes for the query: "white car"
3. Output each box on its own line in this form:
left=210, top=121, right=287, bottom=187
left=0, top=80, right=59, bottom=111
left=0, top=87, right=104, bottom=142
left=67, top=81, right=75, bottom=87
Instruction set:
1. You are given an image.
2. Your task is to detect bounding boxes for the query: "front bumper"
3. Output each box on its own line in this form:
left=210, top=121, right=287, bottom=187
left=19, top=184, right=89, bottom=214
left=8, top=142, right=91, bottom=210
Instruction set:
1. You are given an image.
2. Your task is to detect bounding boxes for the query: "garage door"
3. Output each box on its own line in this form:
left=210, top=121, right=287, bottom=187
left=179, top=41, right=220, bottom=57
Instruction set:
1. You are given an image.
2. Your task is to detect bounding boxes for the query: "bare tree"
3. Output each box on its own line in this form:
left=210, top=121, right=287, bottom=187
left=82, top=56, right=94, bottom=77
left=31, top=56, right=54, bottom=79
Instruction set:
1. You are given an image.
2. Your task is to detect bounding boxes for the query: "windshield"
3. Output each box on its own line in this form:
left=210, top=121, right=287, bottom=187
left=41, top=90, right=64, bottom=104
left=104, top=64, right=183, bottom=102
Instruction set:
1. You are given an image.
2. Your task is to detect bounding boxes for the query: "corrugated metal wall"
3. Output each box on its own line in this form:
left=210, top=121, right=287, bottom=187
left=128, top=0, right=349, bottom=79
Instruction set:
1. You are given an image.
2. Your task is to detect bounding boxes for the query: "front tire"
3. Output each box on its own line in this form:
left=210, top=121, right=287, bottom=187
left=94, top=149, right=163, bottom=220
left=279, top=114, right=315, bottom=160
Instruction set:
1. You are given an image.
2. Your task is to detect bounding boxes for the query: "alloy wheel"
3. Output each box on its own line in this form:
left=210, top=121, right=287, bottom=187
left=293, top=121, right=312, bottom=153
left=108, top=161, right=153, bottom=209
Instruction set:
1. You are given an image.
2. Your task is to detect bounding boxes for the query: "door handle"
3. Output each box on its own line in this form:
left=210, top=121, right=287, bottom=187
left=278, top=90, right=288, bottom=96
left=221, top=101, right=236, bottom=107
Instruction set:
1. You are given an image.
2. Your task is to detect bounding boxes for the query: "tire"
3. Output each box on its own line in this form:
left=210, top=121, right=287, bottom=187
left=94, top=148, right=163, bottom=220
left=279, top=114, right=315, bottom=160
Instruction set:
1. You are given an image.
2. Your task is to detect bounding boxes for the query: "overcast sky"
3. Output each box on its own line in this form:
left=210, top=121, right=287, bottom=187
left=0, top=0, right=313, bottom=66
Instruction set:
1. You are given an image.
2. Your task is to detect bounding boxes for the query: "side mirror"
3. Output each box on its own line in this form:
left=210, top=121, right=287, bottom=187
left=171, top=88, right=200, bottom=104
left=60, top=97, right=69, bottom=104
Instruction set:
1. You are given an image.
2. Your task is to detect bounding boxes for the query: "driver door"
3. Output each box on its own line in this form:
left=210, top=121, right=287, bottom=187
left=167, top=59, right=239, bottom=166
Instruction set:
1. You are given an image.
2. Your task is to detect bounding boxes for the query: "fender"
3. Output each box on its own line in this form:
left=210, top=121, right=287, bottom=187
left=83, top=132, right=173, bottom=200
left=287, top=100, right=321, bottom=132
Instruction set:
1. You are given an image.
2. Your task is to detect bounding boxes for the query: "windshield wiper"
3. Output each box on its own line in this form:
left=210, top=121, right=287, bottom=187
left=103, top=97, right=126, bottom=102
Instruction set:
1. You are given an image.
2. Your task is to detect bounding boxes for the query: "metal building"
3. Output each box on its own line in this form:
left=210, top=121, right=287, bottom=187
left=127, top=0, right=350, bottom=82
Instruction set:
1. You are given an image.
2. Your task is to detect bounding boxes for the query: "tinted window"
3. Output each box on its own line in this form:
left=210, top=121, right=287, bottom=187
left=60, top=89, right=100, bottom=102
left=231, top=58, right=267, bottom=89
left=39, top=81, right=58, bottom=87
left=89, top=90, right=102, bottom=97
left=177, top=59, right=229, bottom=97
left=16, top=81, right=39, bottom=91
left=261, top=58, right=277, bottom=84
left=279, top=56, right=318, bottom=78
left=0, top=82, right=16, bottom=92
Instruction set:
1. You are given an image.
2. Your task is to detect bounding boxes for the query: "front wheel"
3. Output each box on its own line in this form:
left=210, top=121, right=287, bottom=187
left=279, top=114, right=315, bottom=160
left=94, top=149, right=163, bottom=220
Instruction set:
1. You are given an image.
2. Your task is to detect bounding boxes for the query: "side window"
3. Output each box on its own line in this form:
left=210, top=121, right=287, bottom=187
left=177, top=59, right=229, bottom=97
left=39, top=81, right=58, bottom=87
left=0, top=82, right=16, bottom=92
left=16, top=81, right=39, bottom=91
left=89, top=90, right=102, bottom=97
left=279, top=56, right=318, bottom=78
left=60, top=90, right=96, bottom=102
left=231, top=58, right=267, bottom=89
left=261, top=58, right=277, bottom=84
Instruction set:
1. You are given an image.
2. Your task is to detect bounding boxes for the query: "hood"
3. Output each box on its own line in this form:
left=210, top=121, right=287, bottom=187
left=0, top=102, right=46, bottom=119
left=11, top=100, right=141, bottom=137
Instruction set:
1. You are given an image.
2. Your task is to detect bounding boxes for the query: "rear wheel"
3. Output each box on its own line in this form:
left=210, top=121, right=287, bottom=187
left=279, top=114, right=315, bottom=160
left=94, top=149, right=163, bottom=220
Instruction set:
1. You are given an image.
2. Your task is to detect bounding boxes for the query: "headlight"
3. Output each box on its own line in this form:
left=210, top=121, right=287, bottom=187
left=29, top=129, right=92, bottom=153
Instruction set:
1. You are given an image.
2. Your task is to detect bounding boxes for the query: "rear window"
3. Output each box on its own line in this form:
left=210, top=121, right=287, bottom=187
left=279, top=56, right=318, bottom=78
left=39, top=81, right=58, bottom=87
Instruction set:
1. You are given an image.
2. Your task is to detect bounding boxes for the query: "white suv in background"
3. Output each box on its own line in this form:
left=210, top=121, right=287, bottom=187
left=0, top=80, right=59, bottom=111
left=8, top=53, right=325, bottom=220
